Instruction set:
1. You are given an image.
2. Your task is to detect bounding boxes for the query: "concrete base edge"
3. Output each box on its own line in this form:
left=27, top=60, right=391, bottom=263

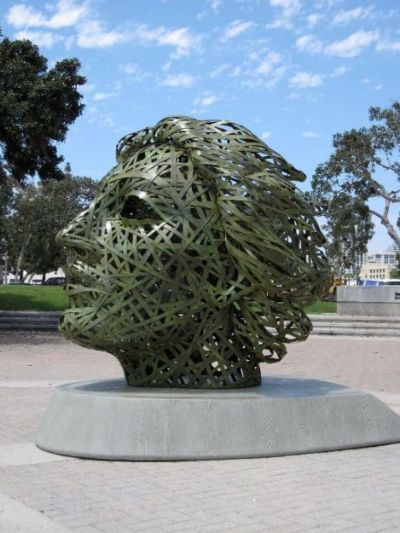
left=36, top=376, right=400, bottom=461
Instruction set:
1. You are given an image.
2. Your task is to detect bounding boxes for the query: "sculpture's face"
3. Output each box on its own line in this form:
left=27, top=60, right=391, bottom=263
left=58, top=145, right=233, bottom=354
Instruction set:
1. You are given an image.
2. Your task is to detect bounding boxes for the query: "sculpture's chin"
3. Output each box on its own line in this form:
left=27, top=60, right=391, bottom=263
left=59, top=305, right=171, bottom=353
left=59, top=308, right=111, bottom=351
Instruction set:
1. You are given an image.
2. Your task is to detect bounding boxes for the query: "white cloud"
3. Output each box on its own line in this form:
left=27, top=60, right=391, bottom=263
left=162, top=73, right=196, bottom=88
left=256, top=51, right=282, bottom=74
left=77, top=20, right=131, bottom=47
left=157, top=28, right=201, bottom=58
left=267, top=0, right=302, bottom=29
left=119, top=64, right=140, bottom=76
left=134, top=25, right=202, bottom=59
left=376, top=40, right=400, bottom=52
left=221, top=20, right=254, bottom=41
left=193, top=94, right=218, bottom=107
left=296, top=34, right=323, bottom=54
left=243, top=49, right=286, bottom=89
left=118, top=63, right=150, bottom=82
left=209, top=0, right=222, bottom=13
left=306, top=13, right=322, bottom=28
left=8, top=1, right=130, bottom=49
left=261, top=131, right=271, bottom=140
left=43, top=0, right=88, bottom=29
left=209, top=63, right=231, bottom=78
left=92, top=92, right=117, bottom=102
left=7, top=4, right=46, bottom=28
left=298, top=30, right=380, bottom=59
left=6, top=0, right=88, bottom=29
left=325, top=30, right=377, bottom=58
left=231, top=66, right=242, bottom=77
left=303, top=131, right=321, bottom=138
left=265, top=65, right=286, bottom=88
left=243, top=65, right=286, bottom=89
left=359, top=77, right=386, bottom=91
left=289, top=71, right=324, bottom=88
left=87, top=106, right=116, bottom=128
left=7, top=3, right=203, bottom=56
left=330, top=65, right=349, bottom=77
left=270, top=0, right=301, bottom=10
left=332, top=7, right=374, bottom=26
left=14, top=30, right=61, bottom=48
left=244, top=50, right=286, bottom=89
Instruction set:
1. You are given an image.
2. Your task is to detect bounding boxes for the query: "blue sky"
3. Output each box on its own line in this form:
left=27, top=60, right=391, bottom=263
left=2, top=0, right=400, bottom=250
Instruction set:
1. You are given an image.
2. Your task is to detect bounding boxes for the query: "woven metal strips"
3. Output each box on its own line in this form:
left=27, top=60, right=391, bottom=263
left=58, top=116, right=331, bottom=388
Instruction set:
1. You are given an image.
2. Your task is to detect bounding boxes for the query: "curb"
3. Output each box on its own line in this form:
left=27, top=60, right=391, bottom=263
left=0, top=311, right=398, bottom=336
left=0, top=311, right=61, bottom=331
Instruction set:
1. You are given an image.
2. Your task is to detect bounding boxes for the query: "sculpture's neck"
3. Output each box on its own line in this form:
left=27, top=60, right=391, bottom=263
left=116, top=346, right=261, bottom=389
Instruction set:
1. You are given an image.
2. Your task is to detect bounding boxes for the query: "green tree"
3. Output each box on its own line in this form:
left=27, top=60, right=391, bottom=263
left=0, top=34, right=85, bottom=183
left=312, top=101, right=400, bottom=256
left=7, top=171, right=97, bottom=282
left=322, top=193, right=374, bottom=278
left=390, top=252, right=400, bottom=278
left=0, top=168, right=13, bottom=256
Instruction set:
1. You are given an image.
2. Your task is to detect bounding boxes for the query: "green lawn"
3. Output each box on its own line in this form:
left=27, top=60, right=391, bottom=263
left=0, top=285, right=68, bottom=311
left=0, top=285, right=336, bottom=314
left=305, top=300, right=336, bottom=314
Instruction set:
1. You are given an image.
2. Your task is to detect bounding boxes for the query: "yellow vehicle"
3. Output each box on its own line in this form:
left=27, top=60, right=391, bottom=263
left=322, top=277, right=344, bottom=300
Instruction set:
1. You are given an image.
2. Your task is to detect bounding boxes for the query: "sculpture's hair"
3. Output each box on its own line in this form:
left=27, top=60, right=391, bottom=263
left=59, top=115, right=331, bottom=387
left=111, top=116, right=331, bottom=365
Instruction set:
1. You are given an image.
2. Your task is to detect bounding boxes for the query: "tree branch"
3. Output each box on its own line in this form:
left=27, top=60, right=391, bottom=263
left=369, top=206, right=400, bottom=248
left=371, top=179, right=400, bottom=202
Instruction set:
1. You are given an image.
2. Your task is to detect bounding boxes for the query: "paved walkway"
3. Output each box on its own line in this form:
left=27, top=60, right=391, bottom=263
left=0, top=332, right=399, bottom=532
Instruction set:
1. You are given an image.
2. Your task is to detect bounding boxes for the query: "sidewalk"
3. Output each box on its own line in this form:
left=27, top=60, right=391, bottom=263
left=0, top=332, right=400, bottom=532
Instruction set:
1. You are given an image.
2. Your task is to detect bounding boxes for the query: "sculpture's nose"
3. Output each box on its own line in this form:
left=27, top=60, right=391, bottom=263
left=57, top=207, right=101, bottom=262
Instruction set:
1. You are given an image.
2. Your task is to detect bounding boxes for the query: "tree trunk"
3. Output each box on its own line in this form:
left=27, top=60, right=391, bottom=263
left=16, top=234, right=31, bottom=282
left=41, top=272, right=46, bottom=284
left=23, top=272, right=33, bottom=283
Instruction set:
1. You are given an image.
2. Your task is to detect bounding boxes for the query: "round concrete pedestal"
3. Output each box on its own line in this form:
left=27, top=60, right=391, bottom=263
left=36, top=376, right=400, bottom=461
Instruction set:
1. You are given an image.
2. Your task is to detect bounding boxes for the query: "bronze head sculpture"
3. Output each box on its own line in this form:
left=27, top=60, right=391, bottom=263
left=57, top=116, right=331, bottom=389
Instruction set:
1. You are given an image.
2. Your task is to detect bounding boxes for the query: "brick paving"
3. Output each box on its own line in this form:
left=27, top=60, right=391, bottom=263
left=0, top=332, right=400, bottom=532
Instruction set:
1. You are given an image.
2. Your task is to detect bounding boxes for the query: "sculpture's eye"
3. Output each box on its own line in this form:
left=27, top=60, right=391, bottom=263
left=120, top=195, right=160, bottom=220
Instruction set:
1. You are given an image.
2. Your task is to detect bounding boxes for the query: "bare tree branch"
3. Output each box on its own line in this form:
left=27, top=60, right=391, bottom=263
left=369, top=206, right=400, bottom=248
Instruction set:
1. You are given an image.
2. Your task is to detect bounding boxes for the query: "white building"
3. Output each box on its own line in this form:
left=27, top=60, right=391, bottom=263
left=359, top=245, right=399, bottom=280
left=360, top=263, right=393, bottom=280
left=362, top=250, right=399, bottom=267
